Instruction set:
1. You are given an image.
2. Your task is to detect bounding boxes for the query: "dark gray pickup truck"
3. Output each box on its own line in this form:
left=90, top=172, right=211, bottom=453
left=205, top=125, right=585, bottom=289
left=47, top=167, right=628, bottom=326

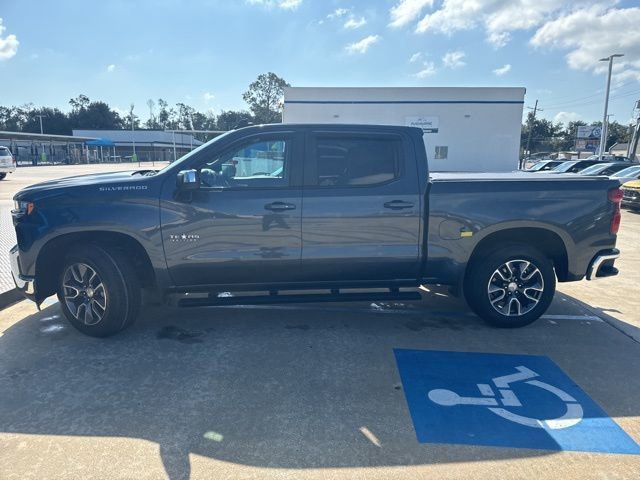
left=10, top=124, right=622, bottom=336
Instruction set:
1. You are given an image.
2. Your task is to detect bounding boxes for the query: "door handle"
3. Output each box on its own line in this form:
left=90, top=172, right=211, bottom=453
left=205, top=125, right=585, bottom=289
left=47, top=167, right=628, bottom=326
left=264, top=201, right=296, bottom=212
left=384, top=200, right=414, bottom=210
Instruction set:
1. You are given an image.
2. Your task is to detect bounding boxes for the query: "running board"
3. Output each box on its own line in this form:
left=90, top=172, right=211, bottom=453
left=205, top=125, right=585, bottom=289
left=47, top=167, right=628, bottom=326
left=178, top=290, right=422, bottom=308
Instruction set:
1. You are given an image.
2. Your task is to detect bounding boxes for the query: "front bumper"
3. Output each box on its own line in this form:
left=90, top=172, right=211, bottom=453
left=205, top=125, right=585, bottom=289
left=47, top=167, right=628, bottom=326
left=621, top=189, right=640, bottom=209
left=586, top=248, right=620, bottom=281
left=10, top=245, right=36, bottom=301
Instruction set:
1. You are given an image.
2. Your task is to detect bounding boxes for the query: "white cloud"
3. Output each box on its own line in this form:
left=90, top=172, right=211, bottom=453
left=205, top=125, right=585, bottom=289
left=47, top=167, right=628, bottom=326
left=442, top=50, right=465, bottom=68
left=345, top=35, right=380, bottom=54
left=553, top=111, right=581, bottom=125
left=414, top=61, right=437, bottom=78
left=415, top=0, right=611, bottom=48
left=409, top=52, right=423, bottom=63
left=106, top=64, right=116, bottom=72
left=344, top=16, right=367, bottom=29
left=493, top=63, right=511, bottom=76
left=328, top=8, right=349, bottom=19
left=0, top=18, right=19, bottom=60
left=279, top=0, right=302, bottom=9
left=203, top=92, right=216, bottom=103
left=246, top=0, right=302, bottom=10
left=389, top=0, right=434, bottom=28
left=531, top=6, right=640, bottom=82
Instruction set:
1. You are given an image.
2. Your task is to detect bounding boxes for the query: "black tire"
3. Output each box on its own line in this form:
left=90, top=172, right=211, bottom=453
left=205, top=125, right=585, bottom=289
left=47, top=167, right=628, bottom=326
left=464, top=244, right=556, bottom=328
left=0, top=173, right=6, bottom=180
left=57, top=245, right=141, bottom=337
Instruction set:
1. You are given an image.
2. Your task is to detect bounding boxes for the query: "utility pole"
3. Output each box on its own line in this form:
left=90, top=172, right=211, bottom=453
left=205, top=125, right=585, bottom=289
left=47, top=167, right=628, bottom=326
left=523, top=100, right=542, bottom=169
left=130, top=104, right=138, bottom=166
left=628, top=100, right=640, bottom=162
left=36, top=114, right=46, bottom=134
left=598, top=54, right=624, bottom=160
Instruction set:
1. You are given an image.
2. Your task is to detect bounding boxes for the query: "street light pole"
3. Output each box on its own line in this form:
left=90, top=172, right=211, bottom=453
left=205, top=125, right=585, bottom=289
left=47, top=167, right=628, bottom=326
left=36, top=114, right=45, bottom=134
left=130, top=103, right=138, bottom=166
left=598, top=54, right=624, bottom=160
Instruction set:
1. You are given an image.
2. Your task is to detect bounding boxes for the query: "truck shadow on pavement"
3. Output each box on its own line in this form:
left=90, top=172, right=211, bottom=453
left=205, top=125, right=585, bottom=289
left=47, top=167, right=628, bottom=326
left=1, top=291, right=639, bottom=479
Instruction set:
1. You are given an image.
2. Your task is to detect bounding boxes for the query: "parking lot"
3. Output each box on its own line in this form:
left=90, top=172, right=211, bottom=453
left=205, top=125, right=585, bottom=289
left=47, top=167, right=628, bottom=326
left=1, top=166, right=639, bottom=479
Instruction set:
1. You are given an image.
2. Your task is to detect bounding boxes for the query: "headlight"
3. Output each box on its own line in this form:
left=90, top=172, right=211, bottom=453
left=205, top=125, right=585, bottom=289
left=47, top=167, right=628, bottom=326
left=12, top=200, right=35, bottom=216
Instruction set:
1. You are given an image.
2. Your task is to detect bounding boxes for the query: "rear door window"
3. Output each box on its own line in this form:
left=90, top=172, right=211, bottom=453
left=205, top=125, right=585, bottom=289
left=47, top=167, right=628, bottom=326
left=309, top=136, right=402, bottom=187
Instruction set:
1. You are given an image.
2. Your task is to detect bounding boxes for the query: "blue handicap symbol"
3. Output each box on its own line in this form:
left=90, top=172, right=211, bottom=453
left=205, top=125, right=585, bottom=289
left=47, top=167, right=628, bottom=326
left=394, top=349, right=640, bottom=454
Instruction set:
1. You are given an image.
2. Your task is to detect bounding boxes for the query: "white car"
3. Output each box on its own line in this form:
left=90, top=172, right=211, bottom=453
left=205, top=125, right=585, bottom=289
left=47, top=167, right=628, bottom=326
left=0, top=146, right=16, bottom=180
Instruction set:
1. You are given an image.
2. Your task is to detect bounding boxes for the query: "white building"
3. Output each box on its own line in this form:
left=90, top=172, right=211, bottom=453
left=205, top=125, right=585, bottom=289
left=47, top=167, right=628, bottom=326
left=283, top=87, right=526, bottom=172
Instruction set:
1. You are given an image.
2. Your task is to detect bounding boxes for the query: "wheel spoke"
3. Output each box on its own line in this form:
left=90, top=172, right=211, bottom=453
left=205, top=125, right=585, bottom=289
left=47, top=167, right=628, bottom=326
left=490, top=291, right=506, bottom=305
left=521, top=265, right=540, bottom=282
left=83, top=302, right=95, bottom=325
left=496, top=266, right=511, bottom=281
left=63, top=284, right=81, bottom=299
left=503, top=297, right=522, bottom=316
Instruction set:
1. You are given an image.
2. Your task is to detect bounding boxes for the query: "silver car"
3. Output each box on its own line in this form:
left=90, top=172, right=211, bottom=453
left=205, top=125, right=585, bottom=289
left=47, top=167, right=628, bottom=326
left=0, top=146, right=16, bottom=180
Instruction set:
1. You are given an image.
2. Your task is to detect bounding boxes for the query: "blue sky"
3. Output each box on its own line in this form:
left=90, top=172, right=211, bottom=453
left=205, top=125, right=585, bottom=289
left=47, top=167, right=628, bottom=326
left=1, top=0, right=640, bottom=125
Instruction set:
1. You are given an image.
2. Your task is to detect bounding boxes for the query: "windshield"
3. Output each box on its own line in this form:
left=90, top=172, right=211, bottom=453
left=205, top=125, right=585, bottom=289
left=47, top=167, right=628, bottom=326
left=612, top=166, right=640, bottom=178
left=527, top=161, right=552, bottom=171
left=155, top=129, right=237, bottom=174
left=552, top=162, right=578, bottom=173
left=579, top=164, right=610, bottom=175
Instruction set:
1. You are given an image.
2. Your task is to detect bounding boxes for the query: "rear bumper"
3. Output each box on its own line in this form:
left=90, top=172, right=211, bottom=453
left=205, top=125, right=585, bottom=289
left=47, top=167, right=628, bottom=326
left=586, top=248, right=620, bottom=281
left=0, top=165, right=16, bottom=174
left=9, top=245, right=36, bottom=301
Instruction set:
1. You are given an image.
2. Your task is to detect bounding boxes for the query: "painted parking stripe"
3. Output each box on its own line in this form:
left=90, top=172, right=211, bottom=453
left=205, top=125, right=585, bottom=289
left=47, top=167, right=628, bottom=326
left=394, top=349, right=640, bottom=454
left=541, top=314, right=603, bottom=322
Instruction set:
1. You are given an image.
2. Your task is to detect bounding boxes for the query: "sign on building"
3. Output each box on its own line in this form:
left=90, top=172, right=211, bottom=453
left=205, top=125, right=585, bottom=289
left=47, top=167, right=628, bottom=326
left=405, top=116, right=439, bottom=133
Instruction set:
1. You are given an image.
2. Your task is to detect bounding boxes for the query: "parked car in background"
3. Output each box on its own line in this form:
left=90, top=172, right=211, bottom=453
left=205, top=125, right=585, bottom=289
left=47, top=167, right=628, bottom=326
left=524, top=160, right=564, bottom=172
left=621, top=180, right=640, bottom=211
left=578, top=163, right=632, bottom=177
left=0, top=146, right=16, bottom=180
left=585, top=154, right=630, bottom=162
left=612, top=165, right=640, bottom=183
left=548, top=160, right=600, bottom=173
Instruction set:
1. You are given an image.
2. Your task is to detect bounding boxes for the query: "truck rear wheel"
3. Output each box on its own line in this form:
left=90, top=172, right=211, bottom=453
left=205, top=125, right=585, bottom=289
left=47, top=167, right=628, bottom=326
left=464, top=244, right=555, bottom=328
left=57, top=245, right=141, bottom=337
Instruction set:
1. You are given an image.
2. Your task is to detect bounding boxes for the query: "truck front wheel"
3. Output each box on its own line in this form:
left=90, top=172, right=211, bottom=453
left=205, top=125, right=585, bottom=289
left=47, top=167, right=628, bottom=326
left=57, top=245, right=141, bottom=337
left=464, top=244, right=556, bottom=328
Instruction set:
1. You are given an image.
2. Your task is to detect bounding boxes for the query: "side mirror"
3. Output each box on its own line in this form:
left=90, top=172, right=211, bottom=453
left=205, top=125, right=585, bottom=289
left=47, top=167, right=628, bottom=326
left=177, top=169, right=200, bottom=190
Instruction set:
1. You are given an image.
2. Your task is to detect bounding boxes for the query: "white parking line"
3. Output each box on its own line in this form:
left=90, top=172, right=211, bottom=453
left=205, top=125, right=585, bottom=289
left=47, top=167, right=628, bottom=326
left=541, top=314, right=603, bottom=322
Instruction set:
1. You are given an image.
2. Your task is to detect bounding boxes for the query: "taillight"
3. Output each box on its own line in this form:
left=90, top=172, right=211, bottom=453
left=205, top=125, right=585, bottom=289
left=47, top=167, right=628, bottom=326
left=608, top=187, right=622, bottom=235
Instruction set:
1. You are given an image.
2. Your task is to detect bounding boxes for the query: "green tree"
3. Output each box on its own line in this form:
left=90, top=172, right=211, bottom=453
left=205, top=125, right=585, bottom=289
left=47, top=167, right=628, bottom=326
left=605, top=121, right=631, bottom=150
left=216, top=110, right=254, bottom=130
left=521, top=112, right=564, bottom=156
left=242, top=72, right=290, bottom=124
left=157, top=98, right=177, bottom=129
left=23, top=107, right=72, bottom=135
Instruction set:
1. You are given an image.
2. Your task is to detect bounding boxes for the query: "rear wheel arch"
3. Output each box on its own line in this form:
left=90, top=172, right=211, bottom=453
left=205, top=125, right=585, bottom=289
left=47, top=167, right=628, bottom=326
left=465, top=227, right=569, bottom=283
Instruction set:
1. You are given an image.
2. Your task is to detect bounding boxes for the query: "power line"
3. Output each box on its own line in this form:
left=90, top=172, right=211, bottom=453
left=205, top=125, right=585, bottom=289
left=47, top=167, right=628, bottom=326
left=539, top=79, right=639, bottom=107
left=543, top=88, right=640, bottom=111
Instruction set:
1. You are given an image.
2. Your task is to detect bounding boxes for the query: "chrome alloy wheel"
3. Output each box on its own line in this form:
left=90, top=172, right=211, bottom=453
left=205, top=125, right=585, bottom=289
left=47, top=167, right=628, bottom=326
left=487, top=259, right=544, bottom=317
left=62, top=263, right=107, bottom=325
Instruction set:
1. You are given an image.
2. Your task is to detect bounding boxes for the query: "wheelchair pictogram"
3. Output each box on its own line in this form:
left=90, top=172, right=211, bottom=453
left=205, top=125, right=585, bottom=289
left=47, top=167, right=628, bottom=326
left=428, top=365, right=584, bottom=430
